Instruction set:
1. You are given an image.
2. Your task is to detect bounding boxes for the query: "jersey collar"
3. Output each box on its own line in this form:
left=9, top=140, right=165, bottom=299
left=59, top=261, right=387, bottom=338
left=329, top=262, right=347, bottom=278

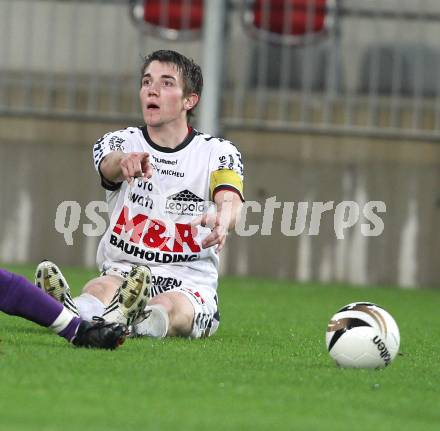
left=140, top=126, right=197, bottom=153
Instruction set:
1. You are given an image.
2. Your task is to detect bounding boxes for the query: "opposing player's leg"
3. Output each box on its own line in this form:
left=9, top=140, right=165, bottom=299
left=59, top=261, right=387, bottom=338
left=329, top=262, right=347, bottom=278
left=2, top=267, right=80, bottom=340
left=0, top=268, right=127, bottom=349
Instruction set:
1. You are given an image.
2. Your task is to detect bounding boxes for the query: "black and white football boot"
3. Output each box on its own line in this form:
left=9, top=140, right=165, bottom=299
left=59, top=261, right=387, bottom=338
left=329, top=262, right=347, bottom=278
left=102, top=265, right=151, bottom=328
left=35, top=260, right=80, bottom=317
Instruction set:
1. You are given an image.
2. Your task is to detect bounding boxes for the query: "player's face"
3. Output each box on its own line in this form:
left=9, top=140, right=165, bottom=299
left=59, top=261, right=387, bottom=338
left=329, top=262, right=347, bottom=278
left=140, top=61, right=189, bottom=127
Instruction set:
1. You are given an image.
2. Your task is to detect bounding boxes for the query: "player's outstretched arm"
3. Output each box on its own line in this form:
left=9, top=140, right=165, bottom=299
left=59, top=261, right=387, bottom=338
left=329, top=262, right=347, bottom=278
left=192, top=190, right=243, bottom=253
left=100, top=152, right=153, bottom=184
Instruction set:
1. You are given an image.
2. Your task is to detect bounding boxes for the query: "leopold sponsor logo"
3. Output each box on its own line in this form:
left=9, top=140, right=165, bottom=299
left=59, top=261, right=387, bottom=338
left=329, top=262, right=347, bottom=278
left=165, top=189, right=207, bottom=216
left=166, top=200, right=206, bottom=214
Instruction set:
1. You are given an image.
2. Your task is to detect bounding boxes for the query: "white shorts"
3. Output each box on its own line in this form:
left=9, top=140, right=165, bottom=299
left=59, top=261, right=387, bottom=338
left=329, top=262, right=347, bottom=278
left=101, top=265, right=220, bottom=339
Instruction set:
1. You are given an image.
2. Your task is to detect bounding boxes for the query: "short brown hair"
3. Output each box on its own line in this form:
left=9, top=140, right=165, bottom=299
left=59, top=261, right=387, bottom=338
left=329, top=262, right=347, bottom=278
left=141, top=50, right=203, bottom=120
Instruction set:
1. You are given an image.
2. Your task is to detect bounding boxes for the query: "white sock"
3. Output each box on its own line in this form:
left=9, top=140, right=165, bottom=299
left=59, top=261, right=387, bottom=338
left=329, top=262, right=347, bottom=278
left=134, top=304, right=169, bottom=338
left=74, top=293, right=106, bottom=321
left=49, top=308, right=76, bottom=334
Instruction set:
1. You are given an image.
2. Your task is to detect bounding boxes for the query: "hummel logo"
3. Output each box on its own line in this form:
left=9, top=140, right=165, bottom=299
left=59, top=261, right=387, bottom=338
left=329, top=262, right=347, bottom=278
left=167, top=190, right=204, bottom=202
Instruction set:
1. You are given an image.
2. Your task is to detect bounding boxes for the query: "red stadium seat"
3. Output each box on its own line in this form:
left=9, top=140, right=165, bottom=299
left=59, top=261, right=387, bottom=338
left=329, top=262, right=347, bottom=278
left=243, top=0, right=333, bottom=45
left=129, top=0, right=204, bottom=40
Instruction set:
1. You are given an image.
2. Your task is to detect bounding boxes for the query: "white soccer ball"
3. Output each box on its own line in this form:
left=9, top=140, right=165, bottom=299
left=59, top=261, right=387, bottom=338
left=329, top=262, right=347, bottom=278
left=325, top=302, right=400, bottom=369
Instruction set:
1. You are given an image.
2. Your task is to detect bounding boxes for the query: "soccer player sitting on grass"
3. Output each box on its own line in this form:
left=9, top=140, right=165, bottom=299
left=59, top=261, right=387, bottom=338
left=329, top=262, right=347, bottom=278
left=36, top=50, right=244, bottom=339
left=0, top=268, right=127, bottom=349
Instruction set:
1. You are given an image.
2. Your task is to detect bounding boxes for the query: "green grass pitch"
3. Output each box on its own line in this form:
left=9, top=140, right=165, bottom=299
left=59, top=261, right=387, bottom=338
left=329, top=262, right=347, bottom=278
left=0, top=264, right=439, bottom=431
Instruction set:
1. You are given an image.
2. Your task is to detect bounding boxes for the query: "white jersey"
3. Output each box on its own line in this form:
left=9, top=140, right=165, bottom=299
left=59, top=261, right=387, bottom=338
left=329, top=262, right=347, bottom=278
left=92, top=126, right=244, bottom=295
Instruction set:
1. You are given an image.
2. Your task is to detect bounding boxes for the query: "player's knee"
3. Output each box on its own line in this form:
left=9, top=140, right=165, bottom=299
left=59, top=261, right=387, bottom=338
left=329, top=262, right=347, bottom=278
left=170, top=305, right=194, bottom=333
left=83, top=280, right=104, bottom=297
left=149, top=294, right=194, bottom=336
left=82, top=277, right=119, bottom=304
left=149, top=294, right=173, bottom=313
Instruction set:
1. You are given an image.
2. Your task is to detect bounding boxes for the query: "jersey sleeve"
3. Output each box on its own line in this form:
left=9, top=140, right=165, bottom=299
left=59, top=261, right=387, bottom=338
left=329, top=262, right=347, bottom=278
left=92, top=130, right=132, bottom=191
left=209, top=141, right=244, bottom=202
